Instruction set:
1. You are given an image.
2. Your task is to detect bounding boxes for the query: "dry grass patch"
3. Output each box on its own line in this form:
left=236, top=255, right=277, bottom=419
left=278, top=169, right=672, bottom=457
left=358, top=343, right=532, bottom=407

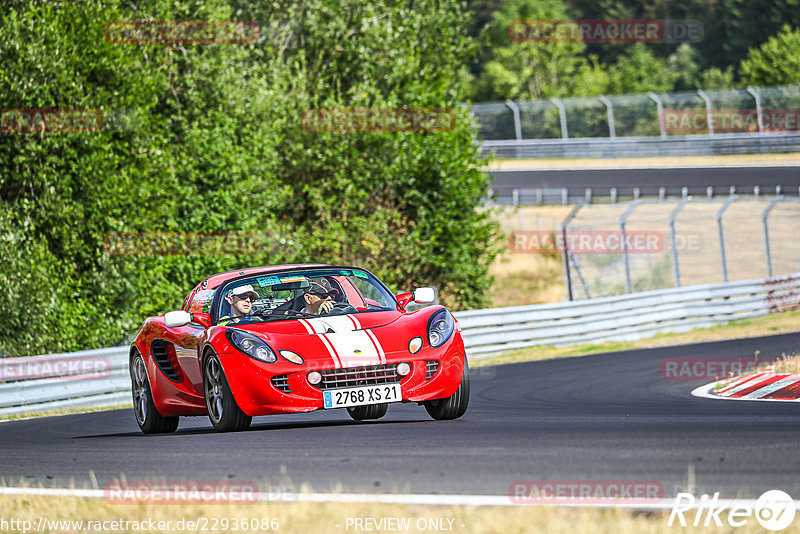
left=487, top=206, right=572, bottom=307
left=0, top=494, right=792, bottom=534
left=484, top=153, right=800, bottom=170
left=0, top=403, right=131, bottom=422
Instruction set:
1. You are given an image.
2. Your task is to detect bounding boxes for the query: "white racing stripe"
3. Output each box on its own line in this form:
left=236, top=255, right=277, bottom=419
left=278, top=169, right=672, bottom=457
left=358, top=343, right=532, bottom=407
left=326, top=331, right=382, bottom=368
left=364, top=328, right=386, bottom=364
left=302, top=316, right=383, bottom=368
left=299, top=318, right=341, bottom=368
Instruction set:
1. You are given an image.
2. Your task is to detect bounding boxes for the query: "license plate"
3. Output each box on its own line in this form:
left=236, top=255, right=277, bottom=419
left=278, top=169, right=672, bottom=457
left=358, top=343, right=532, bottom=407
left=323, top=383, right=402, bottom=409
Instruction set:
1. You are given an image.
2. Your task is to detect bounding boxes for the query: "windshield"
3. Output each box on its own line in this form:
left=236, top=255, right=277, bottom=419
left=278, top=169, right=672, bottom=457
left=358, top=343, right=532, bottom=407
left=214, top=268, right=397, bottom=325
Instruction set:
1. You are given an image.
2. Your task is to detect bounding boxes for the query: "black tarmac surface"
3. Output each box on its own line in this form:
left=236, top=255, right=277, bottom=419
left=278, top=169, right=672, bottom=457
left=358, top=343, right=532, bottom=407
left=2, top=333, right=800, bottom=499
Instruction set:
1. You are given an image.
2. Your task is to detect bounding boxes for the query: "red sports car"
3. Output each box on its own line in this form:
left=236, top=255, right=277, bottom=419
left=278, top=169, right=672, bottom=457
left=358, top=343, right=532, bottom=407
left=129, top=264, right=469, bottom=433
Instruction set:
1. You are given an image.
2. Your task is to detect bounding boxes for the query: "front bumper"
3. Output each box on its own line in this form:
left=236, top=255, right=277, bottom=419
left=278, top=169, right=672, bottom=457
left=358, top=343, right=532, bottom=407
left=221, top=334, right=466, bottom=417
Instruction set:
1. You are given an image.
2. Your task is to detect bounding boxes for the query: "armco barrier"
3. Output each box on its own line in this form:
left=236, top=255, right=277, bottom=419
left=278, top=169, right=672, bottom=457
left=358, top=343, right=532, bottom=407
left=1, top=274, right=798, bottom=416
left=479, top=132, right=800, bottom=159
left=0, top=347, right=130, bottom=416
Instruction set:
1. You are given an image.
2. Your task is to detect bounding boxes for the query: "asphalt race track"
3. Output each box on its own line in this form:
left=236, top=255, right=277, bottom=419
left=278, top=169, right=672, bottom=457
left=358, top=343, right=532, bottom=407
left=2, top=332, right=800, bottom=500
left=490, top=165, right=800, bottom=191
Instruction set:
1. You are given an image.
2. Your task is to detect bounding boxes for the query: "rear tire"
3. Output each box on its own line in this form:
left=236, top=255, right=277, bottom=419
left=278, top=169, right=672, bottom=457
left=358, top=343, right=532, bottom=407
left=131, top=352, right=180, bottom=434
left=347, top=403, right=388, bottom=421
left=424, top=357, right=470, bottom=420
left=203, top=353, right=252, bottom=432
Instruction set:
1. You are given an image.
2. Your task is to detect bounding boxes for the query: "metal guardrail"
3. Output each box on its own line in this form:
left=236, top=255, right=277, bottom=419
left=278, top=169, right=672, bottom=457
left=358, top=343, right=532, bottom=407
left=1, top=274, right=798, bottom=415
left=454, top=274, right=800, bottom=356
left=0, top=347, right=130, bottom=416
left=479, top=132, right=800, bottom=159
left=489, top=185, right=800, bottom=206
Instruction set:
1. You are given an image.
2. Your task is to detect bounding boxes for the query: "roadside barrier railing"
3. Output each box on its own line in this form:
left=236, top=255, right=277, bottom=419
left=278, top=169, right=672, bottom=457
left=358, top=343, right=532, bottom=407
left=453, top=274, right=800, bottom=356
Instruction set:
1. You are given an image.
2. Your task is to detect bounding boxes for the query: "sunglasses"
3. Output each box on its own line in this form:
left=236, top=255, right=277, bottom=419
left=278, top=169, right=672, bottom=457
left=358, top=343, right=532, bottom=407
left=233, top=294, right=256, bottom=302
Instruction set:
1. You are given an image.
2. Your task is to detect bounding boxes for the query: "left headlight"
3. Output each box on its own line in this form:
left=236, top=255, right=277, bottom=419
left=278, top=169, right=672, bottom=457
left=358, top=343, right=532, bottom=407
left=427, top=309, right=454, bottom=348
left=226, top=330, right=277, bottom=363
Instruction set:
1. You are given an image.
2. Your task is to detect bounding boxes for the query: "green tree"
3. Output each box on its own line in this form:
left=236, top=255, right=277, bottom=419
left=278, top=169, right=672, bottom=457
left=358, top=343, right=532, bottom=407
left=0, top=0, right=500, bottom=355
left=470, top=0, right=608, bottom=100
left=606, top=43, right=676, bottom=94
left=739, top=24, right=800, bottom=86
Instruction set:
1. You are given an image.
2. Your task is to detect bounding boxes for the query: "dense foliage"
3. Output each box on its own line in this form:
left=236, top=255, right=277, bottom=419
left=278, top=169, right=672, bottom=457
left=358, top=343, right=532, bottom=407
left=0, top=0, right=500, bottom=356
left=467, top=0, right=800, bottom=100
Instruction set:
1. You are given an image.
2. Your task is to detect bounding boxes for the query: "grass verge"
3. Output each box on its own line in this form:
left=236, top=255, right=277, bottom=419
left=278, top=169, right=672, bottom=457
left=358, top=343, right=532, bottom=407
left=0, top=494, right=790, bottom=534
left=0, top=403, right=131, bottom=423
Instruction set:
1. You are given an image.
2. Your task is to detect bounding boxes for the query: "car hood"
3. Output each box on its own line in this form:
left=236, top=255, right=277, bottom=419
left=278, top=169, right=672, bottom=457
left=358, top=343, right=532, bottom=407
left=235, top=310, right=403, bottom=337
left=230, top=310, right=413, bottom=367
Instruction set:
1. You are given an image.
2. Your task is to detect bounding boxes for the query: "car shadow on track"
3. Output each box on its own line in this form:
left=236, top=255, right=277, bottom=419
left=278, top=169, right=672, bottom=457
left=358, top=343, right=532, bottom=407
left=73, top=417, right=432, bottom=439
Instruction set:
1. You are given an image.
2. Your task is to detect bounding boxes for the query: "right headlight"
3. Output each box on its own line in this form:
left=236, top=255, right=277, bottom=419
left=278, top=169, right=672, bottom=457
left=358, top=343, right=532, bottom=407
left=226, top=330, right=277, bottom=363
left=427, top=309, right=454, bottom=348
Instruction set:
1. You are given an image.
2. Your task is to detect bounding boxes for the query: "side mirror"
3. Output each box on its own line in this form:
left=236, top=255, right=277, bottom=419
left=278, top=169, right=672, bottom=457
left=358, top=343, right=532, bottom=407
left=164, top=310, right=192, bottom=328
left=395, top=291, right=413, bottom=309
left=413, top=287, right=435, bottom=304
left=192, top=313, right=212, bottom=328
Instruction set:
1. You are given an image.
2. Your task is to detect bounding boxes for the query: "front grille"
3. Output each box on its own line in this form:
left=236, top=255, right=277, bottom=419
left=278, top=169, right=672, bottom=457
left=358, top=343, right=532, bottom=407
left=271, top=374, right=292, bottom=393
left=314, top=363, right=401, bottom=390
left=425, top=360, right=439, bottom=379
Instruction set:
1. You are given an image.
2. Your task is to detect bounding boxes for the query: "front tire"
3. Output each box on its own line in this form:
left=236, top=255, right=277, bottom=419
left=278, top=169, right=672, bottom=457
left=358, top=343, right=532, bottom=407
left=424, top=357, right=470, bottom=420
left=131, top=352, right=179, bottom=434
left=203, top=353, right=252, bottom=432
left=347, top=403, right=388, bottom=421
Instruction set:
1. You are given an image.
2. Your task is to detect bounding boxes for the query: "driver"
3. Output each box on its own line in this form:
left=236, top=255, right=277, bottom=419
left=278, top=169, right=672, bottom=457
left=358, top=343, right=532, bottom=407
left=218, top=284, right=259, bottom=325
left=301, top=281, right=337, bottom=315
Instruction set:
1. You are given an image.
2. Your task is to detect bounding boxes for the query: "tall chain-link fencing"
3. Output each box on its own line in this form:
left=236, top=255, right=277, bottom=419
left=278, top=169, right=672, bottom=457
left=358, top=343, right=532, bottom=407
left=474, top=84, right=800, bottom=140
left=508, top=198, right=800, bottom=300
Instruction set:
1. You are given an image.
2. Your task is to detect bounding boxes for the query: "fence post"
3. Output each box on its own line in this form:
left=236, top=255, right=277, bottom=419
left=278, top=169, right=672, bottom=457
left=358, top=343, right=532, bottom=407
left=561, top=204, right=584, bottom=301
left=746, top=86, right=764, bottom=134
left=762, top=197, right=781, bottom=277
left=669, top=199, right=688, bottom=287
left=504, top=100, right=523, bottom=141
left=717, top=196, right=736, bottom=282
left=620, top=200, right=642, bottom=294
left=647, top=92, right=666, bottom=138
left=697, top=90, right=714, bottom=135
left=599, top=95, right=616, bottom=138
left=550, top=97, right=569, bottom=139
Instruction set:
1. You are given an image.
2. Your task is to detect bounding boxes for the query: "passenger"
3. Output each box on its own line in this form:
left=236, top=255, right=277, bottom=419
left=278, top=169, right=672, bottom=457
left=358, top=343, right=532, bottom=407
left=218, top=284, right=259, bottom=325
